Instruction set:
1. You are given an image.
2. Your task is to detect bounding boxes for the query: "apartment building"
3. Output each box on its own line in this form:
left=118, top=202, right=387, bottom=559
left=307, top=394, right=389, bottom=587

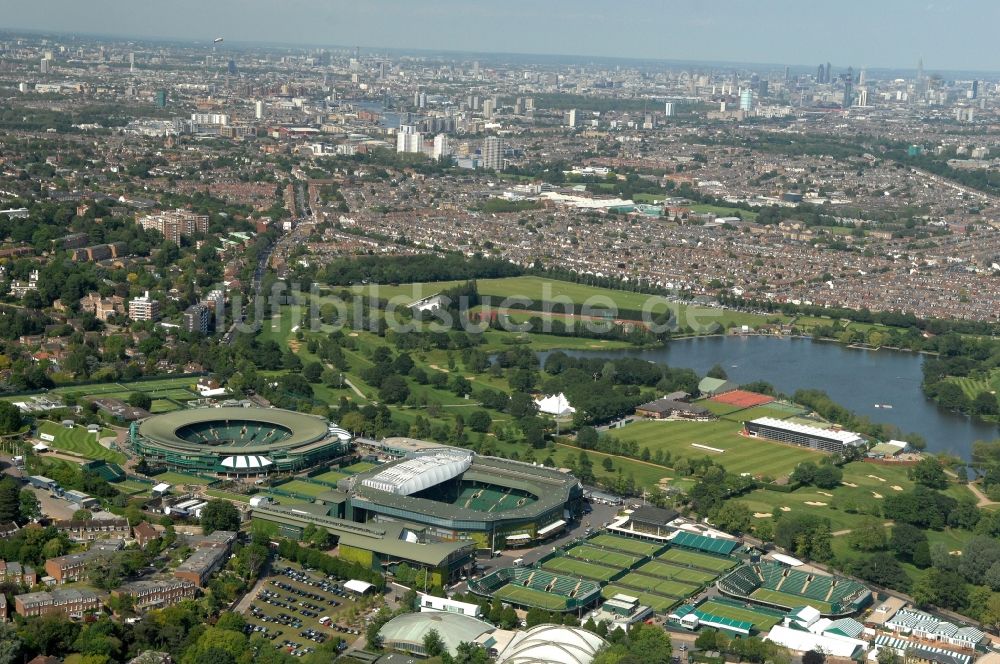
left=137, top=209, right=208, bottom=244
left=111, top=579, right=197, bottom=611
left=14, top=588, right=102, bottom=618
left=45, top=540, right=123, bottom=584
left=129, top=291, right=161, bottom=322
left=173, top=546, right=228, bottom=587
left=55, top=518, right=131, bottom=542
left=0, top=560, right=37, bottom=587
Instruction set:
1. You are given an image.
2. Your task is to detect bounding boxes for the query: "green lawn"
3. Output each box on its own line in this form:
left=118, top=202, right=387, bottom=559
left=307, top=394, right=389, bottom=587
left=493, top=584, right=570, bottom=611
left=340, top=462, right=378, bottom=474
left=610, top=418, right=825, bottom=478
left=637, top=560, right=718, bottom=585
left=36, top=421, right=124, bottom=463
left=752, top=587, right=831, bottom=613
left=689, top=204, right=759, bottom=221
left=205, top=489, right=252, bottom=503
left=658, top=548, right=736, bottom=572
left=276, top=480, right=330, bottom=497
left=949, top=369, right=1000, bottom=400
left=565, top=544, right=640, bottom=569
left=150, top=471, right=213, bottom=486
left=541, top=556, right=619, bottom=582
left=601, top=585, right=678, bottom=612
left=311, top=470, right=349, bottom=484
left=619, top=572, right=698, bottom=598
left=697, top=599, right=782, bottom=630
left=589, top=533, right=662, bottom=556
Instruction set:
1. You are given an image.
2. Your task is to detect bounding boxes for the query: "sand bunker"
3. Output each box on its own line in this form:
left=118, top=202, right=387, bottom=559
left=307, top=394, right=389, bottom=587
left=891, top=485, right=904, bottom=491
left=842, top=482, right=858, bottom=487
left=754, top=512, right=773, bottom=518
left=872, top=492, right=884, bottom=499
left=348, top=332, right=359, bottom=337
left=804, top=501, right=828, bottom=506
left=818, top=491, right=834, bottom=497
left=779, top=506, right=791, bottom=512
left=867, top=475, right=886, bottom=482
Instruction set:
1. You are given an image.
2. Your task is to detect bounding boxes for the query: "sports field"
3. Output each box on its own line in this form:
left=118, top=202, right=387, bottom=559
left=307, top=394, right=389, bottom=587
left=751, top=588, right=832, bottom=613
left=205, top=489, right=252, bottom=503
left=117, top=480, right=153, bottom=496
left=36, top=421, right=124, bottom=463
left=611, top=419, right=824, bottom=477
left=619, top=572, right=697, bottom=598
left=637, top=560, right=718, bottom=585
left=658, top=548, right=736, bottom=572
left=697, top=599, right=783, bottom=630
left=565, top=544, right=641, bottom=570
left=150, top=471, right=213, bottom=486
left=493, top=584, right=569, bottom=611
left=340, top=462, right=378, bottom=474
left=311, top=469, right=348, bottom=484
left=589, top=533, right=662, bottom=556
left=276, top=480, right=330, bottom=497
left=53, top=376, right=200, bottom=403
left=949, top=370, right=1000, bottom=400
left=601, top=585, right=678, bottom=612
left=541, top=556, right=618, bottom=582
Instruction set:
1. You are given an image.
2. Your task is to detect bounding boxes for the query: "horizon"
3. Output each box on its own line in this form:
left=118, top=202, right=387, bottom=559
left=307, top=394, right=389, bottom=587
left=4, top=0, right=1000, bottom=73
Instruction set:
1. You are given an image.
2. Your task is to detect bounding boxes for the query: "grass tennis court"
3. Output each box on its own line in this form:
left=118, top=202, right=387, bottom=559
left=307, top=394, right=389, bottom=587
left=311, top=469, right=348, bottom=484
left=751, top=588, right=832, bottom=613
left=150, top=471, right=213, bottom=486
left=589, top=534, right=661, bottom=556
left=565, top=544, right=639, bottom=570
left=697, top=600, right=783, bottom=630
left=658, top=548, right=736, bottom=572
left=541, top=556, right=618, bottom=582
left=602, top=585, right=678, bottom=612
left=36, top=421, right=124, bottom=463
left=619, top=573, right=697, bottom=598
left=637, top=560, right=718, bottom=585
left=206, top=489, right=252, bottom=503
left=340, top=462, right=378, bottom=473
left=117, top=480, right=152, bottom=496
left=276, top=480, right=330, bottom=497
left=150, top=399, right=181, bottom=413
left=493, top=584, right=570, bottom=611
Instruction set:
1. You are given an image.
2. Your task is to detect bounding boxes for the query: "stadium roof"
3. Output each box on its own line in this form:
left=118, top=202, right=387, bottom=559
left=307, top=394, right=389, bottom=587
left=670, top=530, right=738, bottom=555
left=137, top=407, right=331, bottom=453
left=670, top=605, right=752, bottom=636
left=379, top=612, right=494, bottom=656
left=497, top=625, right=606, bottom=664
left=766, top=624, right=866, bottom=659
left=748, top=417, right=864, bottom=445
left=360, top=450, right=472, bottom=495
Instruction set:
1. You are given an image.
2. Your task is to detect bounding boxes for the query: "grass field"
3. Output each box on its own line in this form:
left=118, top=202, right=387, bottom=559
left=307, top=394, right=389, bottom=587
left=340, top=462, right=378, bottom=474
left=610, top=418, right=824, bottom=478
left=689, top=204, right=759, bottom=221
left=150, top=471, right=213, bottom=486
left=36, top=421, right=124, bottom=463
left=52, top=376, right=200, bottom=401
left=589, top=534, right=662, bottom=556
left=601, top=585, right=678, bottom=612
left=697, top=600, right=783, bottom=630
left=117, top=480, right=152, bottom=496
left=493, top=584, right=570, bottom=611
left=619, top=572, right=698, bottom=598
left=565, top=544, right=640, bottom=570
left=541, top=556, right=619, bottom=582
left=149, top=399, right=182, bottom=413
left=751, top=587, right=831, bottom=613
left=311, top=470, right=349, bottom=484
left=949, top=370, right=1000, bottom=400
left=658, top=548, right=737, bottom=572
left=277, top=480, right=331, bottom=497
left=637, top=560, right=718, bottom=585
left=205, top=489, right=252, bottom=503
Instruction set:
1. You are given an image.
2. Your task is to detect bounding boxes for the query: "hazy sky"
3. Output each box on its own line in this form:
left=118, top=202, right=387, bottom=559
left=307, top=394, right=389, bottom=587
left=5, top=0, right=999, bottom=72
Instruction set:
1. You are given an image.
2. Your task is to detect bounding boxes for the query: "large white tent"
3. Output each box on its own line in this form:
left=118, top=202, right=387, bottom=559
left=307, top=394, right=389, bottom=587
left=534, top=393, right=575, bottom=416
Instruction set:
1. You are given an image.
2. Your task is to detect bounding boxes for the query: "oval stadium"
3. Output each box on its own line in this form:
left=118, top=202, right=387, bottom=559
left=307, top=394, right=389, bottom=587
left=130, top=407, right=352, bottom=476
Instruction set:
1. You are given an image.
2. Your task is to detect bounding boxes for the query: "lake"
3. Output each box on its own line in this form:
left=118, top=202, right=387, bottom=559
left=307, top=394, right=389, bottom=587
left=544, top=336, right=999, bottom=460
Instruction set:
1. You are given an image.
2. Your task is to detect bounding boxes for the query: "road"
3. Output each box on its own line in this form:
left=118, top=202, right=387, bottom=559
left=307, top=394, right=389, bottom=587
left=234, top=556, right=274, bottom=614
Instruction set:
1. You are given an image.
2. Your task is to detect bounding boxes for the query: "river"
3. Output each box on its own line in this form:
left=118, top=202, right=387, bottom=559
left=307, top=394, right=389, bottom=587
left=543, top=336, right=999, bottom=461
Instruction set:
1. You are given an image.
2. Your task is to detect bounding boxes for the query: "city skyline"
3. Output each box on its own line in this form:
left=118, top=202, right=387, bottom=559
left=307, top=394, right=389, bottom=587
left=5, top=0, right=1000, bottom=73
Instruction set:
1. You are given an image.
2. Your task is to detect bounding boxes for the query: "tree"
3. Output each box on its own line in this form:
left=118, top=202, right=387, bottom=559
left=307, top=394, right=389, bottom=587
left=910, top=457, right=948, bottom=489
left=876, top=646, right=898, bottom=664
left=812, top=464, right=843, bottom=489
left=423, top=629, right=445, bottom=658
left=378, top=375, right=410, bottom=404
left=889, top=523, right=928, bottom=563
left=303, top=361, right=323, bottom=383
left=128, top=392, right=152, bottom=411
left=959, top=537, right=1000, bottom=585
left=468, top=410, right=492, bottom=433
left=802, top=651, right=826, bottom=664
left=341, top=411, right=366, bottom=434
left=847, top=517, right=888, bottom=552
left=0, top=623, right=23, bottom=664
left=73, top=508, right=93, bottom=521
left=199, top=500, right=240, bottom=535
left=0, top=402, right=22, bottom=434
left=707, top=364, right=728, bottom=380
left=0, top=478, right=21, bottom=524
left=913, top=568, right=968, bottom=610
left=712, top=502, right=752, bottom=534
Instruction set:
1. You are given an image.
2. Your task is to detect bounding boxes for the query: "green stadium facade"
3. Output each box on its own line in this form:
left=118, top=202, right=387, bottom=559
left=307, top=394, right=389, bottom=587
left=130, top=407, right=352, bottom=476
left=717, top=562, right=872, bottom=617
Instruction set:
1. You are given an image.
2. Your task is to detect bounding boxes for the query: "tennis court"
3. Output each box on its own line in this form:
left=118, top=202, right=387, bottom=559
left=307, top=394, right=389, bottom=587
left=601, top=585, right=678, bottom=612
left=589, top=533, right=661, bottom=556
left=710, top=390, right=775, bottom=409
left=637, top=560, right=718, bottom=584
left=277, top=480, right=330, bottom=497
left=150, top=471, right=213, bottom=486
left=658, top=548, right=736, bottom=572
left=751, top=588, right=832, bottom=613
left=541, top=556, right=618, bottom=582
left=619, top=572, right=697, bottom=598
left=697, top=599, right=783, bottom=630
left=565, top=544, right=639, bottom=569
left=494, top=584, right=569, bottom=611
left=311, top=469, right=348, bottom=484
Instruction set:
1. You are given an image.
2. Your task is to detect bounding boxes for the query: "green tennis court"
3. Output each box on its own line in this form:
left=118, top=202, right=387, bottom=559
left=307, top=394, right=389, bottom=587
left=601, top=585, right=678, bottom=612
left=588, top=534, right=661, bottom=556
left=565, top=544, right=639, bottom=569
left=494, top=584, right=570, bottom=611
left=659, top=548, right=736, bottom=572
left=637, top=560, right=718, bottom=584
left=751, top=588, right=832, bottom=613
left=697, top=600, right=783, bottom=630
left=541, top=556, right=618, bottom=582
left=619, top=572, right=697, bottom=598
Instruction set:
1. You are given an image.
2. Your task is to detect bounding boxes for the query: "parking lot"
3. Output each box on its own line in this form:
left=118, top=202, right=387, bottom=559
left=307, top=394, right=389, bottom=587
left=242, top=559, right=371, bottom=657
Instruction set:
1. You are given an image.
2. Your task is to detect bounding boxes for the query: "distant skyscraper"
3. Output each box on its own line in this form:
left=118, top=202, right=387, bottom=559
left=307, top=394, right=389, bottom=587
left=826, top=62, right=832, bottom=83
left=972, top=80, right=979, bottom=99
left=482, top=98, right=495, bottom=119
left=129, top=52, right=135, bottom=73
left=664, top=102, right=675, bottom=117
left=784, top=66, right=790, bottom=82
left=433, top=134, right=450, bottom=160
left=227, top=59, right=238, bottom=76
left=154, top=89, right=167, bottom=108
left=858, top=68, right=866, bottom=86
left=39, top=57, right=49, bottom=74
left=844, top=77, right=853, bottom=108
left=817, top=63, right=825, bottom=83
left=254, top=100, right=264, bottom=119
left=739, top=88, right=755, bottom=112
left=858, top=89, right=869, bottom=107
left=396, top=125, right=423, bottom=154
left=482, top=136, right=502, bottom=170
left=567, top=109, right=577, bottom=128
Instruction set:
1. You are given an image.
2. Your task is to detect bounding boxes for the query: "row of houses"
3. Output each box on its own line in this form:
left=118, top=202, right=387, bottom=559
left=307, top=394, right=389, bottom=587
left=10, top=578, right=198, bottom=620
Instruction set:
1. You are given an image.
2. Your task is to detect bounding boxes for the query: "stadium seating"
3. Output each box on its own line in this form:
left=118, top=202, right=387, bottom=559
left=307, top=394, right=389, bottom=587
left=718, top=566, right=761, bottom=596
left=719, top=562, right=870, bottom=615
